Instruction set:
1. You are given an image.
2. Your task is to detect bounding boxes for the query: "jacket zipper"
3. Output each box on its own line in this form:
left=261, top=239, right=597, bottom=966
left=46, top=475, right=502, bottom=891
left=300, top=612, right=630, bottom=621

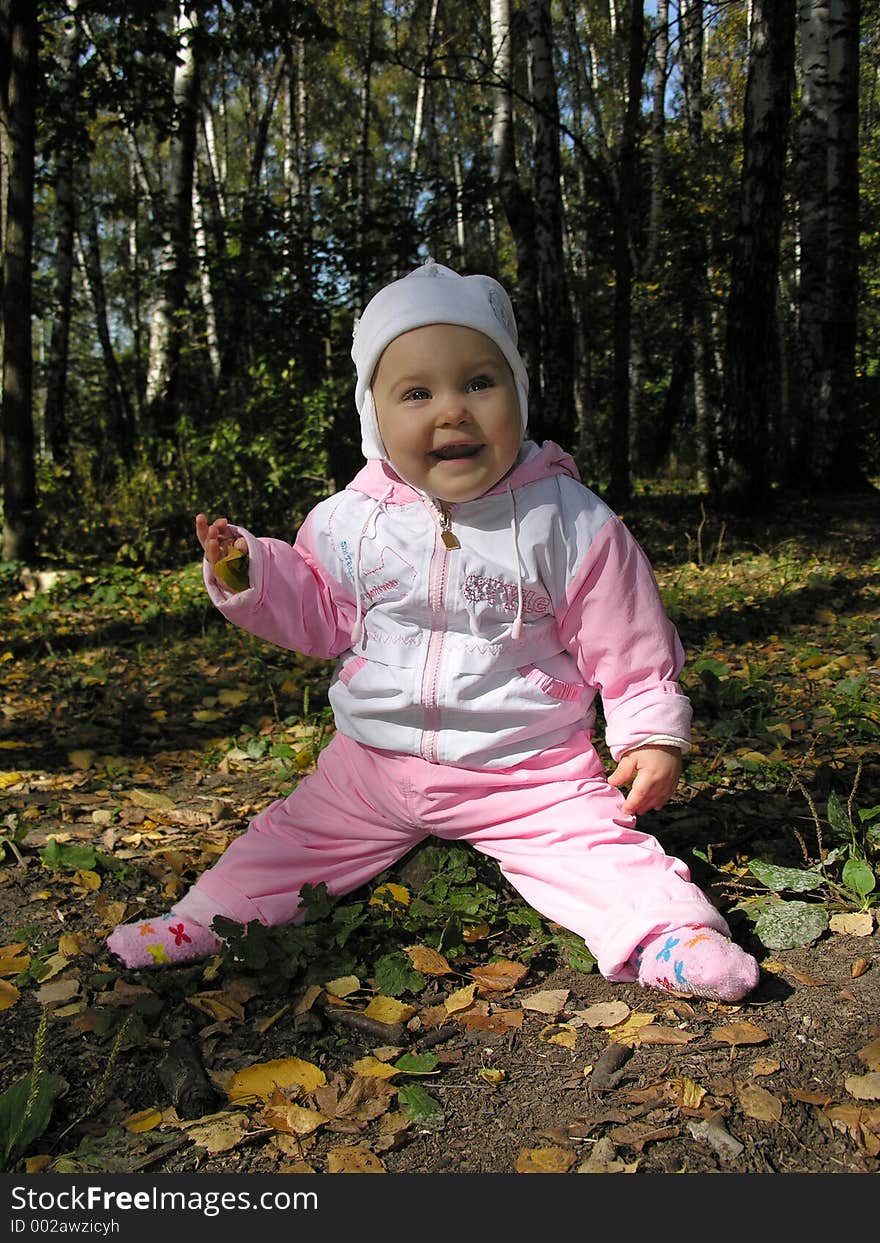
left=420, top=503, right=455, bottom=761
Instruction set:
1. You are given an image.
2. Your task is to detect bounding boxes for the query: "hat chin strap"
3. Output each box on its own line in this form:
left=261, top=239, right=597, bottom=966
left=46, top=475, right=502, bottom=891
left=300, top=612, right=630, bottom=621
left=359, top=390, right=387, bottom=461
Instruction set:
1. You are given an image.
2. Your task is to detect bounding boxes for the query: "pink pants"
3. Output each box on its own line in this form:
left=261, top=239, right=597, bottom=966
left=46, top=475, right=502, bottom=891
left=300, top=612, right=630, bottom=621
left=175, top=730, right=729, bottom=981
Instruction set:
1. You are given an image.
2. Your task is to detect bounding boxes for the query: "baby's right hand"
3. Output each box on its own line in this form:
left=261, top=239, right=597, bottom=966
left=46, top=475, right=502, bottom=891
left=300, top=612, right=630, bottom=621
left=195, top=513, right=247, bottom=564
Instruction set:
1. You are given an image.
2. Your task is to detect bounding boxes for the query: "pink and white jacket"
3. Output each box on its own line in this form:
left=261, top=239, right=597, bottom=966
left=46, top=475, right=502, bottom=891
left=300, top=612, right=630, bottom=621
left=204, top=440, right=692, bottom=769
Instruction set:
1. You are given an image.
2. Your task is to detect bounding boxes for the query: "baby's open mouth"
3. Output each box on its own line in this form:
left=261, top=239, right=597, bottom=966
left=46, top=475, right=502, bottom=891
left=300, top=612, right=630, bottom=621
left=430, top=443, right=483, bottom=461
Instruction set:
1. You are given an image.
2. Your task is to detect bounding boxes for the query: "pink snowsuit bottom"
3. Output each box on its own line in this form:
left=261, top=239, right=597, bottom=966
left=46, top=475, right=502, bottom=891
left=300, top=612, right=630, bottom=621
left=174, top=729, right=729, bottom=981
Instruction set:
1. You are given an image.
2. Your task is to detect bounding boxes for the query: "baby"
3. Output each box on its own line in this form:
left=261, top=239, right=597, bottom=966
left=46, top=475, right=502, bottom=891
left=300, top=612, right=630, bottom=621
left=108, top=260, right=759, bottom=1003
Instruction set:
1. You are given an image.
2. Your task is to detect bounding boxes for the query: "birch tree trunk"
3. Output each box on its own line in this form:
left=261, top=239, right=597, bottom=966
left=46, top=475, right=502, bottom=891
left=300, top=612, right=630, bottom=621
left=144, top=1, right=200, bottom=439
left=723, top=0, right=796, bottom=508
left=490, top=0, right=538, bottom=429
left=1, top=0, right=37, bottom=561
left=43, top=0, right=80, bottom=462
left=526, top=0, right=575, bottom=446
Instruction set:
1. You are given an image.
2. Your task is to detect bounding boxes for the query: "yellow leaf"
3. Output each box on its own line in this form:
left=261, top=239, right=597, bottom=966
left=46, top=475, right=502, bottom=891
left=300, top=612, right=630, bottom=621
left=213, top=548, right=250, bottom=593
left=263, top=1102, right=329, bottom=1136
left=737, top=1083, right=783, bottom=1122
left=539, top=1023, right=578, bottom=1049
left=0, top=771, right=25, bottom=789
left=67, top=751, right=95, bottom=770
left=24, top=1157, right=52, bottom=1173
left=0, top=979, right=21, bottom=1010
left=182, top=1112, right=252, bottom=1154
left=57, top=934, right=83, bottom=958
left=633, top=1023, right=696, bottom=1046
left=324, top=975, right=361, bottom=998
left=404, top=945, right=453, bottom=976
left=227, top=1057, right=326, bottom=1104
left=712, top=1021, right=769, bottom=1046
left=123, top=1108, right=163, bottom=1134
left=192, top=710, right=223, bottom=722
left=608, top=1012, right=657, bottom=1046
left=351, top=1056, right=399, bottom=1080
left=0, top=945, right=31, bottom=976
left=667, top=1077, right=706, bottom=1109
left=363, top=996, right=417, bottom=1024
left=73, top=869, right=101, bottom=891
left=369, top=883, right=410, bottom=910
left=462, top=921, right=490, bottom=943
left=326, top=1145, right=387, bottom=1174
left=127, top=788, right=176, bottom=810
left=218, top=689, right=249, bottom=706
left=445, top=982, right=477, bottom=1013
left=477, top=1068, right=506, bottom=1084
left=515, top=1146, right=576, bottom=1174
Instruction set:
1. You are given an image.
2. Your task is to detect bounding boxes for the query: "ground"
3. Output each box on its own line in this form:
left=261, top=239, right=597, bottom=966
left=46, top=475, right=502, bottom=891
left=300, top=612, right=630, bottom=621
left=0, top=490, right=878, bottom=1178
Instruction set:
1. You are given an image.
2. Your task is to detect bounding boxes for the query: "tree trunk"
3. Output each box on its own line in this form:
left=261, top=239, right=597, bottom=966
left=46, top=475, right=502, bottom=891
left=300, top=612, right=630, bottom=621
left=1, top=0, right=38, bottom=562
left=722, top=0, right=796, bottom=509
left=144, top=1, right=200, bottom=440
left=608, top=0, right=643, bottom=505
left=526, top=0, right=575, bottom=448
left=43, top=0, right=80, bottom=463
left=792, top=0, right=864, bottom=489
left=490, top=0, right=539, bottom=431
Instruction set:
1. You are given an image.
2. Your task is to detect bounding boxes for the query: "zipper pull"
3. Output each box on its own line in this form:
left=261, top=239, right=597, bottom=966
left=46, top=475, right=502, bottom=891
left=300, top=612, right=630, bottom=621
left=438, top=505, right=460, bottom=550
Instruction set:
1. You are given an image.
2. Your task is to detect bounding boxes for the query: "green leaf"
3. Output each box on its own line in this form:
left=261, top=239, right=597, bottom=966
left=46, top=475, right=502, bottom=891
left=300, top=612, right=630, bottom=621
left=0, top=1070, right=56, bottom=1169
left=393, top=1052, right=439, bottom=1075
left=841, top=858, right=876, bottom=898
left=858, top=804, right=880, bottom=825
left=373, top=952, right=425, bottom=998
left=747, top=860, right=825, bottom=893
left=753, top=901, right=829, bottom=950
left=826, top=791, right=852, bottom=835
left=397, top=1084, right=445, bottom=1130
left=39, top=840, right=97, bottom=872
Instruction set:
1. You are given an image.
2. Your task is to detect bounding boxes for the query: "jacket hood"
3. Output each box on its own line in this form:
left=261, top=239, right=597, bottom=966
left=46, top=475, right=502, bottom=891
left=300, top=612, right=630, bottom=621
left=345, top=439, right=580, bottom=504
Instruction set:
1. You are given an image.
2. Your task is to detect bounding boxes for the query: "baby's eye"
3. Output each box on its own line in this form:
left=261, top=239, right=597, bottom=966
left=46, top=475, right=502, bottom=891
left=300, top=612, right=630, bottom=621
left=404, top=387, right=431, bottom=402
left=466, top=375, right=494, bottom=393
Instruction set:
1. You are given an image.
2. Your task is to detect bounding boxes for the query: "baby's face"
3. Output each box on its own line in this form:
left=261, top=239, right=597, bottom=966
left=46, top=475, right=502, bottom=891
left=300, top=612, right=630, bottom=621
left=372, top=323, right=522, bottom=503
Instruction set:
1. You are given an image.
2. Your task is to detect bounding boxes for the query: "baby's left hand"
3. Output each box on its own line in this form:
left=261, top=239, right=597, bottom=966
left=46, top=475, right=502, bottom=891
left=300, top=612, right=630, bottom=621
left=607, top=744, right=683, bottom=815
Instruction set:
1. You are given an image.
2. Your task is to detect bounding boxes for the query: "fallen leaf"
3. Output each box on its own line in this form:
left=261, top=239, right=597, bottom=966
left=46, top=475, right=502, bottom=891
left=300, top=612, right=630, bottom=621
left=666, top=1077, right=706, bottom=1109
left=851, top=958, right=870, bottom=978
left=857, top=1039, right=880, bottom=1072
left=785, top=965, right=827, bottom=986
left=539, top=1023, right=578, bottom=1049
left=218, top=689, right=249, bottom=706
left=324, top=975, right=361, bottom=998
left=632, top=1023, right=696, bottom=1046
left=573, top=1001, right=631, bottom=1029
left=368, top=883, right=409, bottom=910
left=263, top=1102, right=329, bottom=1137
left=227, top=1056, right=326, bottom=1103
left=609, top=1122, right=680, bottom=1151
left=123, top=1108, right=163, bottom=1133
left=711, top=1021, right=769, bottom=1047
left=182, top=1112, right=252, bottom=1154
left=445, top=983, right=477, bottom=1013
left=188, top=990, right=245, bottom=1023
left=845, top=1073, right=880, bottom=1102
left=576, top=1136, right=639, bottom=1174
left=789, top=1088, right=833, bottom=1106
left=127, top=789, right=176, bottom=810
left=456, top=1007, right=523, bottom=1034
left=607, top=1012, right=657, bottom=1046
left=0, top=979, right=21, bottom=1010
left=470, top=959, right=528, bottom=994
left=520, top=988, right=569, bottom=1015
left=829, top=912, right=874, bottom=937
left=350, top=1057, right=398, bottom=1080
left=37, top=979, right=80, bottom=1007
left=363, top=996, right=417, bottom=1025
left=750, top=1057, right=781, bottom=1078
left=477, top=1067, right=506, bottom=1084
left=404, top=945, right=453, bottom=976
left=326, top=1145, right=387, bottom=1173
left=515, top=1146, right=576, bottom=1173
left=737, top=1083, right=783, bottom=1122
left=0, top=948, right=31, bottom=976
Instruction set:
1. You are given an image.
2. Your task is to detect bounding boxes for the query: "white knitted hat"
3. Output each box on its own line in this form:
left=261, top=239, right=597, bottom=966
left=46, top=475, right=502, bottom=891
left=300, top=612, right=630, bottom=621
left=351, top=259, right=530, bottom=461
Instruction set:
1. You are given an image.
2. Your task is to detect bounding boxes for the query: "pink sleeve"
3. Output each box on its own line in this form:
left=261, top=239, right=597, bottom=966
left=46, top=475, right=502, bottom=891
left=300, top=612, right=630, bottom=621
left=203, top=513, right=356, bottom=659
left=557, top=516, right=692, bottom=759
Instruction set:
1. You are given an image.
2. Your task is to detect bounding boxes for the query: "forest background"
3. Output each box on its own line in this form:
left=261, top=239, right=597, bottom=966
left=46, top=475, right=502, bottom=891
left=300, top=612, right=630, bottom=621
left=1, top=0, right=878, bottom=567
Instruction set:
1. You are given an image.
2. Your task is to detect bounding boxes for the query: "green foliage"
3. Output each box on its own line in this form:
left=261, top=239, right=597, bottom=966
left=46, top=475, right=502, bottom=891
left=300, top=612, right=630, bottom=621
left=396, top=1083, right=445, bottom=1130
left=0, top=1007, right=55, bottom=1171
